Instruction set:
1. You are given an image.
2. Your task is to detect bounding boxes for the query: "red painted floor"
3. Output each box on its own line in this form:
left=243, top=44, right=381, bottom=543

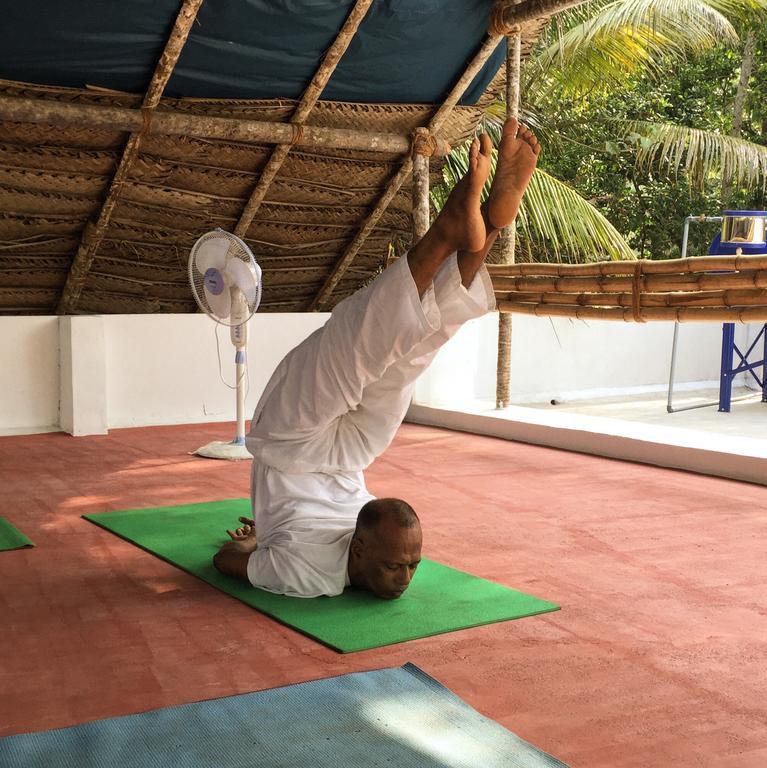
left=1, top=422, right=766, bottom=766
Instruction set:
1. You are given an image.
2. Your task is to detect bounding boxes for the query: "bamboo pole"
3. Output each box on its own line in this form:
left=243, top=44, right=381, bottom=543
left=56, top=0, right=204, bottom=314
left=496, top=288, right=767, bottom=308
left=309, top=32, right=507, bottom=311
left=496, top=28, right=521, bottom=409
left=411, top=129, right=431, bottom=242
left=487, top=253, right=767, bottom=277
left=0, top=96, right=450, bottom=159
left=234, top=0, right=375, bottom=239
left=498, top=300, right=767, bottom=323
left=492, top=270, right=767, bottom=294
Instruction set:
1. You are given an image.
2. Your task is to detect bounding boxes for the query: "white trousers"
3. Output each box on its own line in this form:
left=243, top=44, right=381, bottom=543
left=246, top=253, right=495, bottom=474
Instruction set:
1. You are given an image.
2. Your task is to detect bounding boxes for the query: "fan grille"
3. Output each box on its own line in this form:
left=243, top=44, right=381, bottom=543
left=188, top=229, right=262, bottom=324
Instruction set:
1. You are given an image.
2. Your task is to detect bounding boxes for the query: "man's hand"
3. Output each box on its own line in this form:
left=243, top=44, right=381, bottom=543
left=227, top=516, right=256, bottom=543
left=214, top=516, right=258, bottom=581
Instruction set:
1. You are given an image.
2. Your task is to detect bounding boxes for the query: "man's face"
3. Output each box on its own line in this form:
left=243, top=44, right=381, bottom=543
left=355, top=520, right=422, bottom=600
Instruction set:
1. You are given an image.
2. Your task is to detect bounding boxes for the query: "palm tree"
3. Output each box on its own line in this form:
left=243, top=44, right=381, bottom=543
left=432, top=0, right=767, bottom=262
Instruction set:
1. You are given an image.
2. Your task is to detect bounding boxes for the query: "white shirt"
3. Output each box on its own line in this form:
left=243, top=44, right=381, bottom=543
left=246, top=461, right=374, bottom=598
left=244, top=255, right=493, bottom=598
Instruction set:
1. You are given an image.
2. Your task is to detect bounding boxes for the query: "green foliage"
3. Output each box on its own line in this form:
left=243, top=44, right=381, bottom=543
left=533, top=0, right=741, bottom=96
left=431, top=0, right=766, bottom=263
left=536, top=28, right=766, bottom=259
left=434, top=4, right=767, bottom=262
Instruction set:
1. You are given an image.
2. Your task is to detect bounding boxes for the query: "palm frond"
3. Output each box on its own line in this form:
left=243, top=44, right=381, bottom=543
left=432, top=142, right=635, bottom=262
left=521, top=169, right=636, bottom=261
left=621, top=120, right=767, bottom=189
left=531, top=0, right=742, bottom=95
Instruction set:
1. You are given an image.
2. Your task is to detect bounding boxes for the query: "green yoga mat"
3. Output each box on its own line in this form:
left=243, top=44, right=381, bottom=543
left=0, top=517, right=33, bottom=551
left=84, top=499, right=559, bottom=653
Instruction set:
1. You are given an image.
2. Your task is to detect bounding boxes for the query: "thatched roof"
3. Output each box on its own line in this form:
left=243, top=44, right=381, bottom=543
left=0, top=0, right=573, bottom=315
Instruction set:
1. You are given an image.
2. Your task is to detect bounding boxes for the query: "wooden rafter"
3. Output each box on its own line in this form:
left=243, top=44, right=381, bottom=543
left=308, top=32, right=508, bottom=311
left=56, top=0, right=204, bottom=314
left=233, top=0, right=375, bottom=238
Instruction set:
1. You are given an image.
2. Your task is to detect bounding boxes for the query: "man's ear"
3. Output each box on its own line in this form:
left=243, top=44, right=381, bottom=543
left=350, top=535, right=363, bottom=560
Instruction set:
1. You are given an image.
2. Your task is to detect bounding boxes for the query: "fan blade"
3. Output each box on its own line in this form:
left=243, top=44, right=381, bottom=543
left=225, top=258, right=259, bottom=306
left=204, top=283, right=231, bottom=320
left=195, top=237, right=230, bottom=273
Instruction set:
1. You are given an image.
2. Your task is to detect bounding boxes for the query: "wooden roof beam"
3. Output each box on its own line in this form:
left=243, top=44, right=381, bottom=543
left=308, top=31, right=506, bottom=311
left=234, top=0, right=375, bottom=238
left=0, top=96, right=450, bottom=158
left=56, top=0, right=204, bottom=314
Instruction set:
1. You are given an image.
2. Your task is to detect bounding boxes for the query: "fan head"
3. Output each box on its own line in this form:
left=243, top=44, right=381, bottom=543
left=188, top=229, right=262, bottom=324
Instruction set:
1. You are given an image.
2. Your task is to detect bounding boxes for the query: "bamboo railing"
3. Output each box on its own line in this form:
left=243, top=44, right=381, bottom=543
left=490, top=254, right=767, bottom=322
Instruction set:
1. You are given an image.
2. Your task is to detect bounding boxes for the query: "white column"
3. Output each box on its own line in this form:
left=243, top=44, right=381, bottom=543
left=59, top=316, right=108, bottom=436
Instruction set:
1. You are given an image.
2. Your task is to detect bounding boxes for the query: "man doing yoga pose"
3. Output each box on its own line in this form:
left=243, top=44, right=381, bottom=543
left=213, top=119, right=540, bottom=599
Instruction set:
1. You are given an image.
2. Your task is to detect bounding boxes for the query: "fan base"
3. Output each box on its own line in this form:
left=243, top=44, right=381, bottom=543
left=193, top=440, right=252, bottom=461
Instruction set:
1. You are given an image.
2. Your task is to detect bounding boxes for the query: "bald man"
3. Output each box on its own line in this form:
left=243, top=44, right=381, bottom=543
left=213, top=119, right=540, bottom=598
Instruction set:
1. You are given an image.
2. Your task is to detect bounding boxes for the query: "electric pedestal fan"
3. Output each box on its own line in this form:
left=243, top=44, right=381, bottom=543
left=188, top=228, right=262, bottom=460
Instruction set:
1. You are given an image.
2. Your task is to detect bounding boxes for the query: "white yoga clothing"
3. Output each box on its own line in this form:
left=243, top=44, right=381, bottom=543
left=245, top=253, right=495, bottom=597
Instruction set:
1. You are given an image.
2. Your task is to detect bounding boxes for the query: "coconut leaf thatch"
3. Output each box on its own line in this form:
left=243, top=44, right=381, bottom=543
left=0, top=0, right=571, bottom=316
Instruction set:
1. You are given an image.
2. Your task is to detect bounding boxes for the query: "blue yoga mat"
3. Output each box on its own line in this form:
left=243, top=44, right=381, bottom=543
left=0, top=664, right=569, bottom=767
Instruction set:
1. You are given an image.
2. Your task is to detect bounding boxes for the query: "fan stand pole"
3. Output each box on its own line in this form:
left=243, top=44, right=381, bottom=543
left=193, top=344, right=252, bottom=461
left=234, top=349, right=247, bottom=445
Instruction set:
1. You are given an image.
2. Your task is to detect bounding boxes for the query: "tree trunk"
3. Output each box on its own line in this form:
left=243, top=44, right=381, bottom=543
left=722, top=29, right=756, bottom=204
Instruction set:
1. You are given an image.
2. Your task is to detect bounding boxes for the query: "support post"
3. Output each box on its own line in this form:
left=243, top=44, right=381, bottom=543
left=411, top=128, right=432, bottom=243
left=496, top=28, right=521, bottom=409
left=719, top=322, right=736, bottom=412
left=763, top=323, right=767, bottom=402
left=59, top=316, right=108, bottom=435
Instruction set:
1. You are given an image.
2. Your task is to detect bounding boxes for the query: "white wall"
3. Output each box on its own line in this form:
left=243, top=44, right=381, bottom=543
left=0, top=313, right=329, bottom=435
left=1, top=311, right=763, bottom=435
left=414, top=313, right=763, bottom=407
left=0, top=317, right=60, bottom=433
left=104, top=313, right=329, bottom=428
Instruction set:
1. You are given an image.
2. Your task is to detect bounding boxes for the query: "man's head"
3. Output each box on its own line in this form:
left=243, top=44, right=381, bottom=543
left=348, top=498, right=422, bottom=600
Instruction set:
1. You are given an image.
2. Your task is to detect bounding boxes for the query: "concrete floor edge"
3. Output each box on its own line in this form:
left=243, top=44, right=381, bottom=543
left=406, top=404, right=767, bottom=487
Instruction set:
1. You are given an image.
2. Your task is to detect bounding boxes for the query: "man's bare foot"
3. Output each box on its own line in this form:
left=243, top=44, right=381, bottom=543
left=431, top=132, right=493, bottom=253
left=485, top=118, right=540, bottom=232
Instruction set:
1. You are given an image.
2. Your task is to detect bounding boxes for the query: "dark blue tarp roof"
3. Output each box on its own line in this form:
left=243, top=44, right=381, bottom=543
left=1, top=1, right=505, bottom=105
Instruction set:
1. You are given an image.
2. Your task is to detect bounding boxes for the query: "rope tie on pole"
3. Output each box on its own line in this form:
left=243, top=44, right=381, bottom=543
left=289, top=123, right=304, bottom=146
left=489, top=0, right=523, bottom=36
left=139, top=106, right=153, bottom=136
left=411, top=128, right=440, bottom=158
